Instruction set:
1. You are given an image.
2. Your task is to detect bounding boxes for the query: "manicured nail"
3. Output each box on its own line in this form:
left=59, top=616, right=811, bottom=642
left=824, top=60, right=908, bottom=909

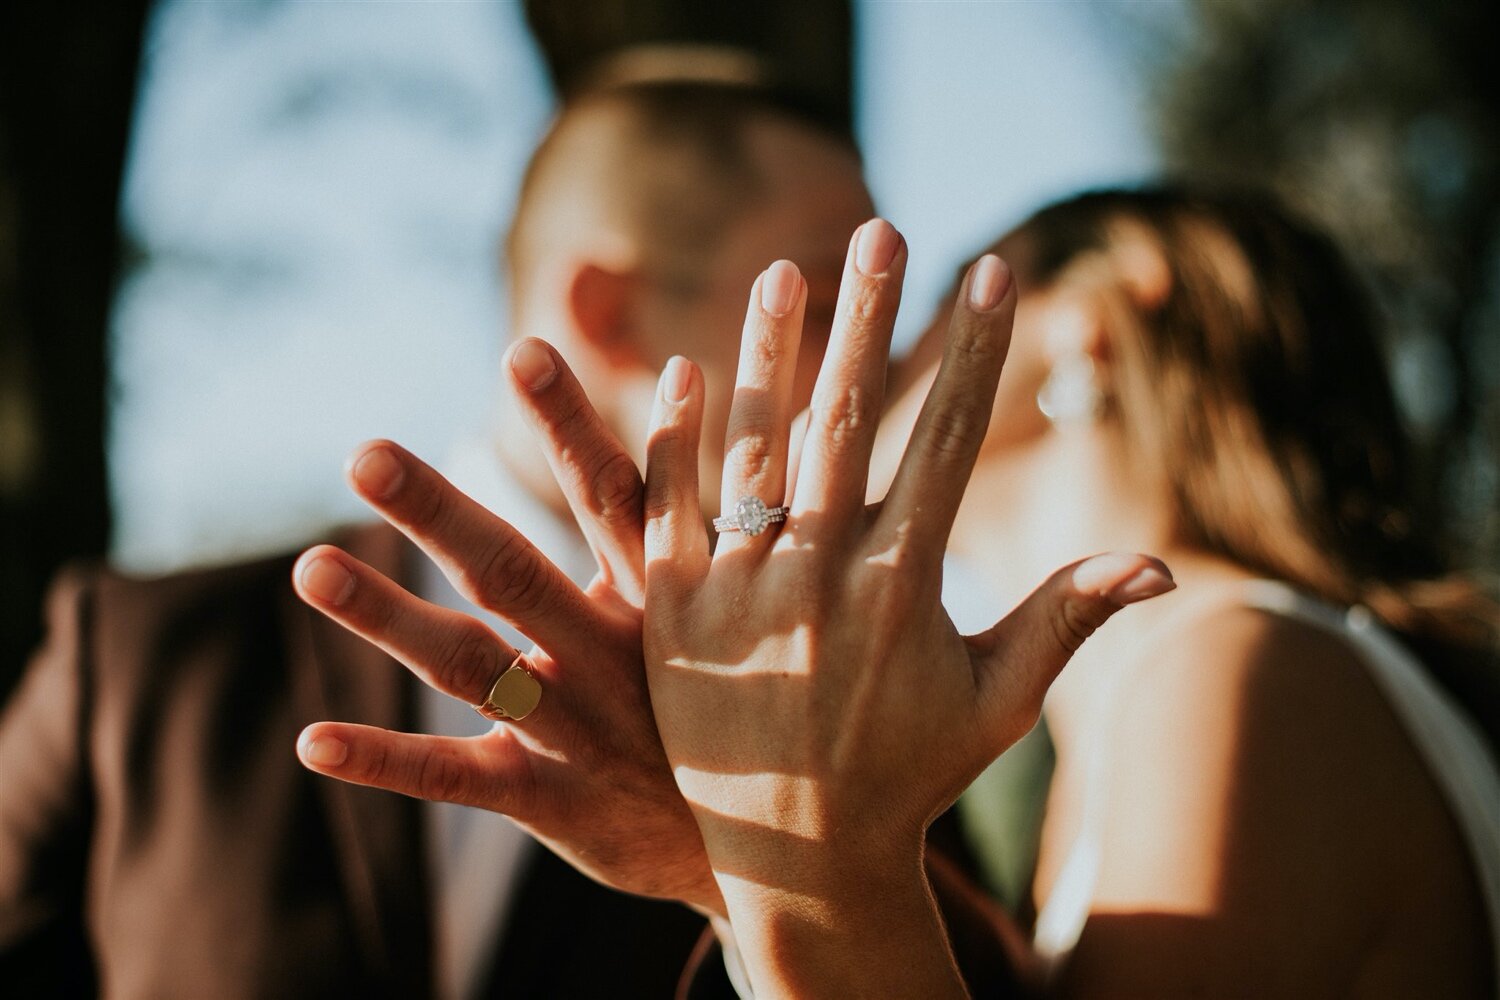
left=1072, top=552, right=1174, bottom=601
left=301, top=733, right=347, bottom=768
left=854, top=218, right=900, bottom=276
left=663, top=356, right=692, bottom=403
left=300, top=555, right=355, bottom=605
left=510, top=339, right=558, bottom=391
left=351, top=446, right=404, bottom=499
left=1110, top=566, right=1176, bottom=605
left=967, top=254, right=1011, bottom=311
left=760, top=259, right=801, bottom=317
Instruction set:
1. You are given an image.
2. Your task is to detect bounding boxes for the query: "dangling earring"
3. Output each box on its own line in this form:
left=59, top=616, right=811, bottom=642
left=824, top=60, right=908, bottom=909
left=1036, top=352, right=1103, bottom=424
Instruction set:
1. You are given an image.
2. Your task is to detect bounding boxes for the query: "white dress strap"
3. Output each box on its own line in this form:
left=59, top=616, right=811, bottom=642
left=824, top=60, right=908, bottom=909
left=1031, top=580, right=1500, bottom=992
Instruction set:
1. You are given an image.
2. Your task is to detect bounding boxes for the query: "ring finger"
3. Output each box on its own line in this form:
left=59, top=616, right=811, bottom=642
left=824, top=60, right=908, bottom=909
left=293, top=544, right=542, bottom=724
left=715, top=259, right=806, bottom=556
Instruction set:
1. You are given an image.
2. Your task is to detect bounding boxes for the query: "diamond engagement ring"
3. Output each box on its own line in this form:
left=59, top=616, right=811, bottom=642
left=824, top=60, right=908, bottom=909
left=713, top=495, right=789, bottom=537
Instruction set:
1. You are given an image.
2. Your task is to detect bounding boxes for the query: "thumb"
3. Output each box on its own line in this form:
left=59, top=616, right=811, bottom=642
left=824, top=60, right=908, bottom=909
left=969, top=552, right=1175, bottom=752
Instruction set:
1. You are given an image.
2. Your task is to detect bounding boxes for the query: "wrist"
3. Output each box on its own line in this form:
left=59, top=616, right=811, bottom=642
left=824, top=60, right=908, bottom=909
left=714, top=845, right=968, bottom=1000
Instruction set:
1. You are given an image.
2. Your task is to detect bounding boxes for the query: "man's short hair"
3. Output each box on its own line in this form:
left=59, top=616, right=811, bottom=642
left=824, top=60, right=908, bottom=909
left=504, top=82, right=858, bottom=303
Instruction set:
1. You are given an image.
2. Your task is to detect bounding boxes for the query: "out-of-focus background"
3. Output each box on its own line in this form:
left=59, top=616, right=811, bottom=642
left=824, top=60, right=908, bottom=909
left=3, top=0, right=1497, bottom=700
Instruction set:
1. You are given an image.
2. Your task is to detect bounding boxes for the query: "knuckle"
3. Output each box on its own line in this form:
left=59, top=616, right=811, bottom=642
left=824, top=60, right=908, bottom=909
left=730, top=429, right=778, bottom=485
left=545, top=390, right=594, bottom=445
left=813, top=386, right=873, bottom=456
left=749, top=327, right=789, bottom=373
left=439, top=623, right=501, bottom=701
left=469, top=534, right=548, bottom=619
left=952, top=324, right=1005, bottom=370
left=408, top=475, right=449, bottom=531
left=643, top=477, right=689, bottom=523
left=360, top=740, right=392, bottom=786
left=845, top=283, right=885, bottom=326
left=924, top=406, right=981, bottom=460
left=591, top=451, right=643, bottom=526
left=1051, top=595, right=1112, bottom=654
left=417, top=751, right=470, bottom=804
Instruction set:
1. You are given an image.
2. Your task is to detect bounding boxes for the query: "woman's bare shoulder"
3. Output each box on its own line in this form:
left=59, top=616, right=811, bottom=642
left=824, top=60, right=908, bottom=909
left=1110, top=601, right=1446, bottom=843
left=1079, top=601, right=1481, bottom=990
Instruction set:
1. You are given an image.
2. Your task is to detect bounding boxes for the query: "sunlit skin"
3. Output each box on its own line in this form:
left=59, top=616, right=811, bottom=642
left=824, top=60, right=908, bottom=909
left=638, top=220, right=1175, bottom=999
left=292, top=220, right=1176, bottom=983
left=868, top=233, right=1494, bottom=996
left=293, top=205, right=1487, bottom=996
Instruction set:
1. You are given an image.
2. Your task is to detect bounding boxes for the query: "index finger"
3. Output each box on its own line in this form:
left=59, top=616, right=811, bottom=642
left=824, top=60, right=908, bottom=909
left=505, top=338, right=647, bottom=604
left=345, top=439, right=602, bottom=657
left=876, top=254, right=1015, bottom=555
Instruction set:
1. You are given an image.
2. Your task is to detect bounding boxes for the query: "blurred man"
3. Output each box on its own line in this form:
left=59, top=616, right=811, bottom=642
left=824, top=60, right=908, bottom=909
left=0, top=80, right=872, bottom=1000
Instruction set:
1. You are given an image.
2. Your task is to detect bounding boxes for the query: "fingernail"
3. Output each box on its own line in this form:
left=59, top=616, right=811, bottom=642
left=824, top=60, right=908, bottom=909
left=300, top=555, right=355, bottom=605
left=663, top=356, right=692, bottom=403
left=1110, top=566, right=1176, bottom=605
left=854, top=219, right=900, bottom=276
left=1072, top=553, right=1174, bottom=601
left=302, top=734, right=347, bottom=768
left=351, top=446, right=404, bottom=499
left=510, top=339, right=558, bottom=391
left=967, top=254, right=1011, bottom=311
left=760, top=259, right=801, bottom=317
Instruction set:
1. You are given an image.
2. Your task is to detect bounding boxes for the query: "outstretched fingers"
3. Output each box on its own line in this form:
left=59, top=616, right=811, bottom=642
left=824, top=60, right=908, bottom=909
left=878, top=254, right=1015, bottom=555
left=971, top=552, right=1176, bottom=752
left=344, top=439, right=601, bottom=658
left=293, top=544, right=527, bottom=705
left=297, top=722, right=533, bottom=814
left=505, top=338, right=647, bottom=603
left=644, top=357, right=710, bottom=597
left=789, top=219, right=907, bottom=526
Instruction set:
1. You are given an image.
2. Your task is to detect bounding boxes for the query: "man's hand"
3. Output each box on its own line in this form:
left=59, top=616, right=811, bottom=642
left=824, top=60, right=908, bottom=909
left=293, top=340, right=722, bottom=915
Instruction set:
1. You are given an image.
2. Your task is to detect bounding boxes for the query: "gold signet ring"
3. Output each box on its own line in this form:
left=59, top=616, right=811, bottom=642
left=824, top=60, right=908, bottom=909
left=473, top=656, right=542, bottom=722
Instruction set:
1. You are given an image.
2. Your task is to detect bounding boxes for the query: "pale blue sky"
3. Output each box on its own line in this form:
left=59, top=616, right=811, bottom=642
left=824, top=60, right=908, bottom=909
left=110, top=1, right=1169, bottom=571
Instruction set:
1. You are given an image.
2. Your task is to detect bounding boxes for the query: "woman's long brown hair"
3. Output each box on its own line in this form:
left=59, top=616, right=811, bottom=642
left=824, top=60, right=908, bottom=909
left=1007, top=186, right=1498, bottom=740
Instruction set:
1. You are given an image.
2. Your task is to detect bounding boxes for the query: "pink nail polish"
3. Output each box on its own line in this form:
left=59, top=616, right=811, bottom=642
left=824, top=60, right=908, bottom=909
left=510, top=339, right=558, bottom=391
left=760, top=260, right=801, bottom=317
left=854, top=219, right=900, bottom=276
left=663, top=356, right=692, bottom=403
left=967, top=254, right=1011, bottom=311
left=351, top=447, right=405, bottom=499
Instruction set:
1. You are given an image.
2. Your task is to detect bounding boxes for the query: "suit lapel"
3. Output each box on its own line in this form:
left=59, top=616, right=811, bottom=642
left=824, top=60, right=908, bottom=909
left=284, top=522, right=434, bottom=997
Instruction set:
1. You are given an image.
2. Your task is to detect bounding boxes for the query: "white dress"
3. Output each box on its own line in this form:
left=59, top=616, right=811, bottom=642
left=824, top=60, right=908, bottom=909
left=1031, top=580, right=1500, bottom=992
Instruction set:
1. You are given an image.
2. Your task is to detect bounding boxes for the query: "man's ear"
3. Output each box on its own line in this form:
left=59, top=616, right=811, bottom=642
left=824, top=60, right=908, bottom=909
left=566, top=261, right=641, bottom=364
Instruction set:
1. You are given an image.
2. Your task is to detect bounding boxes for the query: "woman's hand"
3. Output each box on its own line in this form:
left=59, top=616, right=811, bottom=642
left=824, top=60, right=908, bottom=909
left=641, top=220, right=1174, bottom=997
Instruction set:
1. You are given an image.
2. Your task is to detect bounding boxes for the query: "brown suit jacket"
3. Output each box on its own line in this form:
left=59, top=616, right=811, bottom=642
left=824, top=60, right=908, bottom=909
left=0, top=524, right=706, bottom=999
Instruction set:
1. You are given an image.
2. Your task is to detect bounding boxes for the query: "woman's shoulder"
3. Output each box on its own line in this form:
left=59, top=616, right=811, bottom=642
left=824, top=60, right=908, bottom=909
left=1130, top=594, right=1388, bottom=734
left=1115, top=594, right=1439, bottom=810
left=1099, top=590, right=1476, bottom=909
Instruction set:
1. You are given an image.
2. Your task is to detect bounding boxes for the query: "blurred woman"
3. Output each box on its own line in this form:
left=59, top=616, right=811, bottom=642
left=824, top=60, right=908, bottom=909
left=641, top=192, right=1499, bottom=997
